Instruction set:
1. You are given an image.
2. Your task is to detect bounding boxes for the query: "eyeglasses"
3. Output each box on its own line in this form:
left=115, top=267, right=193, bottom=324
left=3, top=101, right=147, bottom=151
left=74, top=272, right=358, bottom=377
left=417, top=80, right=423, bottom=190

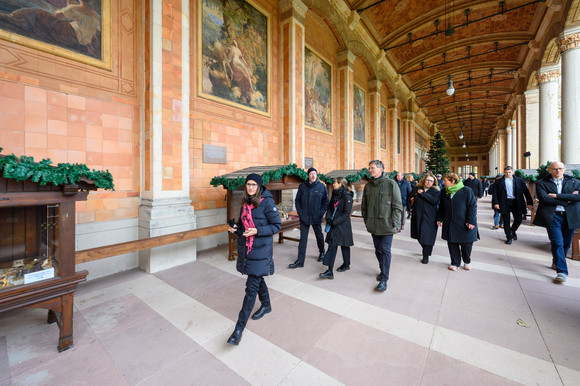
left=550, top=168, right=565, bottom=171
left=246, top=183, right=258, bottom=187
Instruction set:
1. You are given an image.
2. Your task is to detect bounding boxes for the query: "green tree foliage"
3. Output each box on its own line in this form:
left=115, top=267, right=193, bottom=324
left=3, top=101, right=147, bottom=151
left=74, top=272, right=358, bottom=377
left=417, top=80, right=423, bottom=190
left=425, top=131, right=450, bottom=176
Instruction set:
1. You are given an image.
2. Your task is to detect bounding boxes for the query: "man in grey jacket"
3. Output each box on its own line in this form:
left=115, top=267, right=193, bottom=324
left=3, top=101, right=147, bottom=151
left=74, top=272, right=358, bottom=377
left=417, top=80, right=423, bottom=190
left=361, top=160, right=403, bottom=292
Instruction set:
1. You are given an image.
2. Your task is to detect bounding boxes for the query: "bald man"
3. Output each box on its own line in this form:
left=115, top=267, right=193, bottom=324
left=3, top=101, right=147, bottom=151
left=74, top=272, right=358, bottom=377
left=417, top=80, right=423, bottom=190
left=533, top=162, right=580, bottom=283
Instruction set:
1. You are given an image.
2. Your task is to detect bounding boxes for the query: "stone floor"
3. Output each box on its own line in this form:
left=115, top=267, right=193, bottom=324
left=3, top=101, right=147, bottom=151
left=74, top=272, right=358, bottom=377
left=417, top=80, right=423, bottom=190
left=1, top=195, right=580, bottom=385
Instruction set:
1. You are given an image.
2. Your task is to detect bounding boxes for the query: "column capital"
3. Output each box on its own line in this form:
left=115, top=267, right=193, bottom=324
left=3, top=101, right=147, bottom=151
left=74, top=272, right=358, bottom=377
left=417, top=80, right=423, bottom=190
left=559, top=30, right=580, bottom=54
left=537, top=68, right=560, bottom=83
left=516, top=94, right=525, bottom=105
left=387, top=98, right=399, bottom=109
left=401, top=111, right=415, bottom=121
left=337, top=49, right=356, bottom=68
left=510, top=120, right=517, bottom=129
left=368, top=79, right=382, bottom=93
left=524, top=88, right=539, bottom=103
left=506, top=128, right=512, bottom=134
left=279, top=0, right=308, bottom=25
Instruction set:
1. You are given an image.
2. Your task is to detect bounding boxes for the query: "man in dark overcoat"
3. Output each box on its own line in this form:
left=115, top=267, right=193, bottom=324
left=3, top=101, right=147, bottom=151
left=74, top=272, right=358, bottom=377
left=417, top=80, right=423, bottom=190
left=533, top=161, right=580, bottom=283
left=463, top=172, right=483, bottom=199
left=289, top=167, right=329, bottom=268
left=492, top=166, right=533, bottom=244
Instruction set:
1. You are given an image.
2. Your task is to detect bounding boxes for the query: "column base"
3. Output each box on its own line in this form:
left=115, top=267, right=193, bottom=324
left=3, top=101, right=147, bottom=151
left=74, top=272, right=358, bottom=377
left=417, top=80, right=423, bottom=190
left=138, top=197, right=197, bottom=273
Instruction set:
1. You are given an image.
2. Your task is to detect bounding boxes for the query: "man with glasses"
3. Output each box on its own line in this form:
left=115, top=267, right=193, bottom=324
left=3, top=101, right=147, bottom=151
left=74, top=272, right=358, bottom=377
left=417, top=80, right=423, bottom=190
left=361, top=160, right=403, bottom=292
left=533, top=161, right=580, bottom=283
left=492, top=166, right=533, bottom=244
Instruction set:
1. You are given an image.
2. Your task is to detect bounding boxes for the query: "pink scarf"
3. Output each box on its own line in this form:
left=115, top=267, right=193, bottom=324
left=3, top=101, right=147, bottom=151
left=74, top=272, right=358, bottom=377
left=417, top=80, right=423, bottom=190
left=241, top=199, right=263, bottom=253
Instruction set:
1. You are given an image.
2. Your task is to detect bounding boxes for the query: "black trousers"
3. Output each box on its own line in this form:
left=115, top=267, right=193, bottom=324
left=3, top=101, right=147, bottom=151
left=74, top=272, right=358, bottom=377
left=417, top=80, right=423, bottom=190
left=297, top=222, right=325, bottom=263
left=372, top=234, right=393, bottom=281
left=323, top=244, right=351, bottom=270
left=420, top=243, right=433, bottom=258
left=235, top=275, right=270, bottom=331
left=501, top=199, right=522, bottom=239
left=447, top=242, right=473, bottom=267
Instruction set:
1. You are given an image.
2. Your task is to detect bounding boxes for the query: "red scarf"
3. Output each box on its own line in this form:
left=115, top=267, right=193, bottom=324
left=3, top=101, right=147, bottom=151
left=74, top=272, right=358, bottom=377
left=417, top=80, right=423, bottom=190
left=241, top=199, right=263, bottom=253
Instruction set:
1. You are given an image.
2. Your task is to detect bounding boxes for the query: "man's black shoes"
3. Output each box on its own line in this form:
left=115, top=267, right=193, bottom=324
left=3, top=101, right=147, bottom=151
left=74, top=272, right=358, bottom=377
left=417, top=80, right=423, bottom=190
left=289, top=261, right=304, bottom=268
left=505, top=238, right=512, bottom=245
left=251, top=305, right=272, bottom=320
left=512, top=232, right=517, bottom=240
left=318, top=252, right=325, bottom=262
left=376, top=280, right=387, bottom=291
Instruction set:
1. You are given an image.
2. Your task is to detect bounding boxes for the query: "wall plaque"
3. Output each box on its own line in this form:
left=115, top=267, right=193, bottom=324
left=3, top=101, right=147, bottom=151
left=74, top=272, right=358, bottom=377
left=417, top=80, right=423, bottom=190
left=203, top=144, right=227, bottom=164
left=305, top=157, right=313, bottom=169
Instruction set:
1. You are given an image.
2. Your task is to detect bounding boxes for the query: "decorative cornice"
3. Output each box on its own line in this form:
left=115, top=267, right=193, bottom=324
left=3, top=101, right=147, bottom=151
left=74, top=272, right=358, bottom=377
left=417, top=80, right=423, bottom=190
left=537, top=69, right=561, bottom=83
left=559, top=32, right=580, bottom=53
left=387, top=98, right=399, bottom=109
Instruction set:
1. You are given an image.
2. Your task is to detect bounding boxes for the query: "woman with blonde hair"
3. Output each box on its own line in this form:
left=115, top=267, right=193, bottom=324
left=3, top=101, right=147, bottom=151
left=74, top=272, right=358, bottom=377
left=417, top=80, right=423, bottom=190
left=409, top=173, right=440, bottom=264
left=320, top=177, right=354, bottom=279
left=437, top=172, right=479, bottom=271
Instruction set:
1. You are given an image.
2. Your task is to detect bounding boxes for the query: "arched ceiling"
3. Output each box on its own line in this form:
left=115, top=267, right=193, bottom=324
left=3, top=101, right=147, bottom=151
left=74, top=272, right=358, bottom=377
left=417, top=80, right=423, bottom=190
left=343, top=0, right=572, bottom=149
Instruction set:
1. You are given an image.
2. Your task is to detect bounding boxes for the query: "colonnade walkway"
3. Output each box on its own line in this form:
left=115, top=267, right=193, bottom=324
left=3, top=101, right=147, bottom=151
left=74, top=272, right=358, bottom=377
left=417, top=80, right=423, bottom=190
left=2, top=195, right=580, bottom=385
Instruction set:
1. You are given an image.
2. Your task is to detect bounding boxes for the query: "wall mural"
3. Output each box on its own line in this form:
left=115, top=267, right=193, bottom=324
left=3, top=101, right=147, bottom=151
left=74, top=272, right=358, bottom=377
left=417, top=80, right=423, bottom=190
left=0, top=0, right=111, bottom=69
left=199, top=0, right=269, bottom=115
left=304, top=46, right=331, bottom=133
left=353, top=84, right=365, bottom=143
left=380, top=104, right=387, bottom=149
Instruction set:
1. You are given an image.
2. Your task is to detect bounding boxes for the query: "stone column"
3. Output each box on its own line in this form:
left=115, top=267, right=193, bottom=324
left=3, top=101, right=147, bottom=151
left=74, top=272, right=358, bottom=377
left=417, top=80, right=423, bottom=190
left=387, top=98, right=399, bottom=170
left=506, top=128, right=513, bottom=168
left=140, top=0, right=195, bottom=273
left=537, top=67, right=561, bottom=165
left=559, top=29, right=580, bottom=163
left=280, top=0, right=308, bottom=167
left=512, top=120, right=518, bottom=168
left=524, top=88, right=539, bottom=168
left=337, top=50, right=356, bottom=169
left=516, top=95, right=525, bottom=169
left=368, top=80, right=382, bottom=161
left=498, top=129, right=507, bottom=170
left=401, top=111, right=415, bottom=172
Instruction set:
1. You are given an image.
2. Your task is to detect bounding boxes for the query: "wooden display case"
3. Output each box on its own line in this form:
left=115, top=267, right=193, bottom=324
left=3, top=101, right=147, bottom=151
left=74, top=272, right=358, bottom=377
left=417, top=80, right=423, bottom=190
left=0, top=176, right=94, bottom=352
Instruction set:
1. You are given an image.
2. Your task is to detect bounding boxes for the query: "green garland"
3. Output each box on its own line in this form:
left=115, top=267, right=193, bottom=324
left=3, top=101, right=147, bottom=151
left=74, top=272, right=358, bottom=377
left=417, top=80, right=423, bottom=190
left=210, top=163, right=372, bottom=190
left=0, top=148, right=114, bottom=190
left=515, top=161, right=580, bottom=182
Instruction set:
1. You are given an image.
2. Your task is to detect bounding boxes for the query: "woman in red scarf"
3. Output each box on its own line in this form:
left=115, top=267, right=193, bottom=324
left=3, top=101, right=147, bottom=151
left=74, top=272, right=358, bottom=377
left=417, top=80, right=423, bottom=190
left=226, top=173, right=281, bottom=345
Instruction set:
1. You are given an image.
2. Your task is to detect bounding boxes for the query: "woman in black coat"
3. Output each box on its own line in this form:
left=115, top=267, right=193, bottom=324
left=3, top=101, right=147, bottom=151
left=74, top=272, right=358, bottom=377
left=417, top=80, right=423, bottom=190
left=409, top=173, right=440, bottom=264
left=320, top=177, right=354, bottom=279
left=226, top=173, right=281, bottom=345
left=437, top=172, right=479, bottom=271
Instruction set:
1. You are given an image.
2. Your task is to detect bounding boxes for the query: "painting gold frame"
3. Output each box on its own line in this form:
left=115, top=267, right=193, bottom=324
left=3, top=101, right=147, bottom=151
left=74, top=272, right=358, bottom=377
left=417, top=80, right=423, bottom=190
left=0, top=1, right=112, bottom=70
left=353, top=83, right=366, bottom=144
left=304, top=45, right=332, bottom=135
left=198, top=0, right=271, bottom=117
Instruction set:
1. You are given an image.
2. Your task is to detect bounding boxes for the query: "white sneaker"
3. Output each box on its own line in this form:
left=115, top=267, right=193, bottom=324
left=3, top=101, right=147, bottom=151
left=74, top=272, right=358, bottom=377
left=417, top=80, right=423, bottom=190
left=554, top=273, right=567, bottom=283
left=464, top=263, right=471, bottom=271
left=448, top=265, right=457, bottom=271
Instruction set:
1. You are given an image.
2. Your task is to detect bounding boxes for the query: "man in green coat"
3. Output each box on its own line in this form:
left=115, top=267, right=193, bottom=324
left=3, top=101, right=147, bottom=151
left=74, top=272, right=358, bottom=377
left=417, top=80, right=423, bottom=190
left=361, top=160, right=403, bottom=292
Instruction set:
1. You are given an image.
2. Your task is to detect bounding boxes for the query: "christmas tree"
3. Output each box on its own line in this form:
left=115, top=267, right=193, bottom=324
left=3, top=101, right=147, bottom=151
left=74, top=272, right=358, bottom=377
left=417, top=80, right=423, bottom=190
left=425, top=131, right=450, bottom=175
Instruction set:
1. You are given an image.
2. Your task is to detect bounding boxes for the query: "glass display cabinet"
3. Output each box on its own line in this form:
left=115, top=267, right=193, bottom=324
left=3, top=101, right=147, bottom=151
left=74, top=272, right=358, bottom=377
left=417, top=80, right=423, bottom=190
left=0, top=175, right=94, bottom=352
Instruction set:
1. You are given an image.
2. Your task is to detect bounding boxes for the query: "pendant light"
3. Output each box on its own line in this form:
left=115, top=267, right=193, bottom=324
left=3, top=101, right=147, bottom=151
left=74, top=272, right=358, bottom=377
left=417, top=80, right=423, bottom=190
left=446, top=76, right=455, bottom=96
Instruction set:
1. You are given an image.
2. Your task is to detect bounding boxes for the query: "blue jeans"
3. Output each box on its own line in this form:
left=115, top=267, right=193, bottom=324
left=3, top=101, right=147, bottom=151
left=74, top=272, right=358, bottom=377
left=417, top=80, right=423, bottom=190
left=547, top=213, right=574, bottom=275
left=372, top=234, right=393, bottom=281
left=493, top=209, right=503, bottom=226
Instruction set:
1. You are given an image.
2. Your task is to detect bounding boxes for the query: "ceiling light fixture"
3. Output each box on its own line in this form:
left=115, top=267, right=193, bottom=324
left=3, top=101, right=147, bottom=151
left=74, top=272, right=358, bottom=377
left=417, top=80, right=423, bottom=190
left=459, top=130, right=464, bottom=139
left=446, top=76, right=455, bottom=96
left=462, top=142, right=466, bottom=148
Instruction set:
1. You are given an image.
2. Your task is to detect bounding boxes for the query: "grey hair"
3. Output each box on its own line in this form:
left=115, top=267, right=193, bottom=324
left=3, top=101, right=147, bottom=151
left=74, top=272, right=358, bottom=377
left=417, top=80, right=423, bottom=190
left=369, top=160, right=384, bottom=170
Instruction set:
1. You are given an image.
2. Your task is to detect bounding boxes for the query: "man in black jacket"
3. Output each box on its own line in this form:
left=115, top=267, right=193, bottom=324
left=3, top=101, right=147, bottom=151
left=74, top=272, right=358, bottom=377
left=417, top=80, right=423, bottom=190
left=289, top=167, right=329, bottom=268
left=463, top=172, right=483, bottom=199
left=492, top=166, right=533, bottom=244
left=533, top=162, right=580, bottom=283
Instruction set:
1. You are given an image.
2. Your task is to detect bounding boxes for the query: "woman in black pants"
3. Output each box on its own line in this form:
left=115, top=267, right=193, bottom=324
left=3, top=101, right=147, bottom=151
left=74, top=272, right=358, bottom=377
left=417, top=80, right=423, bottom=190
left=320, top=177, right=354, bottom=279
left=226, top=173, right=281, bottom=345
left=409, top=173, right=441, bottom=264
left=437, top=172, right=479, bottom=271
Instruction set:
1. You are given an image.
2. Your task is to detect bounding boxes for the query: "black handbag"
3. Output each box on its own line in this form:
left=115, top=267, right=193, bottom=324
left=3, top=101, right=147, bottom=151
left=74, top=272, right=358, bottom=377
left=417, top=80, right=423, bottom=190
left=325, top=206, right=338, bottom=232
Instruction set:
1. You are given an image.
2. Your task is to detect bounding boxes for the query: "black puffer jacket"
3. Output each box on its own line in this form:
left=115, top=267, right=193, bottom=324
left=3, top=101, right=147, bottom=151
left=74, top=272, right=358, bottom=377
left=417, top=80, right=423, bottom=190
left=325, top=187, right=354, bottom=247
left=295, top=178, right=329, bottom=225
left=236, top=187, right=281, bottom=276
